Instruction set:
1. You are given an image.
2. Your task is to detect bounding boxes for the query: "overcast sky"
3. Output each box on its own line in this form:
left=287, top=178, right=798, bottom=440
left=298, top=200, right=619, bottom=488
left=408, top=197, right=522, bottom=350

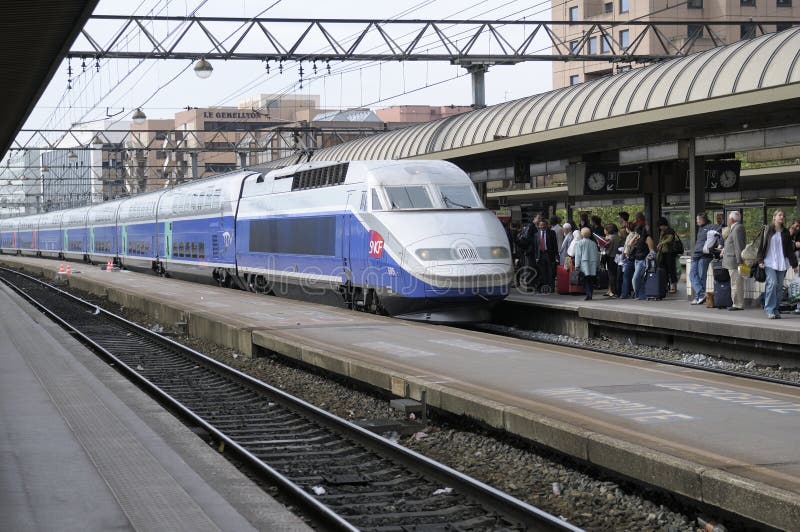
left=23, top=0, right=555, bottom=134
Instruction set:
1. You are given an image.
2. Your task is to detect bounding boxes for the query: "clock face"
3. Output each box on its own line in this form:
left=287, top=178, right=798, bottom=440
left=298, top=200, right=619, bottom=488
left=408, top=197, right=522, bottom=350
left=586, top=171, right=606, bottom=191
left=719, top=169, right=738, bottom=188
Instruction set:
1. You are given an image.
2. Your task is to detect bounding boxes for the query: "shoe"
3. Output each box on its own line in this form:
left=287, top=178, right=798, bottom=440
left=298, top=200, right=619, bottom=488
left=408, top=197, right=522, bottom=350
left=767, top=314, right=777, bottom=319
left=696, top=295, right=706, bottom=305
left=669, top=287, right=677, bottom=294
left=794, top=309, right=800, bottom=315
left=727, top=306, right=743, bottom=311
left=584, top=296, right=592, bottom=300
left=775, top=314, right=782, bottom=319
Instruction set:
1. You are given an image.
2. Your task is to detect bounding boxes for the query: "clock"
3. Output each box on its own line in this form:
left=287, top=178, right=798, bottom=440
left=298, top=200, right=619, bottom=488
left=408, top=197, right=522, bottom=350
left=586, top=171, right=607, bottom=192
left=719, top=169, right=738, bottom=189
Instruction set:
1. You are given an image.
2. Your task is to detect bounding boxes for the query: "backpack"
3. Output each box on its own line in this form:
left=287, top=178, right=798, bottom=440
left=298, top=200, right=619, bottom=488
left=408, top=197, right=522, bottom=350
left=671, top=237, right=684, bottom=255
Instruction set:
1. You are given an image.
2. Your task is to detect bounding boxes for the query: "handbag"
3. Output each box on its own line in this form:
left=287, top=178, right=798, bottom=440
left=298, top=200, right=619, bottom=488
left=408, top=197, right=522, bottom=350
left=753, top=264, right=767, bottom=283
left=569, top=269, right=584, bottom=286
left=789, top=277, right=800, bottom=304
left=712, top=260, right=730, bottom=282
left=741, top=226, right=766, bottom=264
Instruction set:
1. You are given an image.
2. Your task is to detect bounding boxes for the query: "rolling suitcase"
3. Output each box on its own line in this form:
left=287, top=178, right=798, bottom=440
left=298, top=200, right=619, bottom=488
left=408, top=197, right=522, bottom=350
left=644, top=260, right=667, bottom=300
left=714, top=279, right=732, bottom=309
left=557, top=265, right=584, bottom=295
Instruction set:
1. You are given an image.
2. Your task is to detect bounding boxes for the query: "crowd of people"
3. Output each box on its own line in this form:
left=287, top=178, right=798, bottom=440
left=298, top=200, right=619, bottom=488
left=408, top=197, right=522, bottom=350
left=505, top=208, right=800, bottom=317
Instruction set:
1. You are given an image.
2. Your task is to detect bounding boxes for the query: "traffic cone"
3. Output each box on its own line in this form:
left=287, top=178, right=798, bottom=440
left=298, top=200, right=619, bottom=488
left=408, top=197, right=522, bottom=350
left=58, top=263, right=65, bottom=274
left=65, top=263, right=71, bottom=275
left=106, top=259, right=113, bottom=271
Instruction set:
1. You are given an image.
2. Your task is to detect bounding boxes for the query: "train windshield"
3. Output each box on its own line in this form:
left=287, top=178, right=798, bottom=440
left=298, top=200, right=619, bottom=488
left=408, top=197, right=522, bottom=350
left=439, top=185, right=481, bottom=209
left=385, top=186, right=434, bottom=210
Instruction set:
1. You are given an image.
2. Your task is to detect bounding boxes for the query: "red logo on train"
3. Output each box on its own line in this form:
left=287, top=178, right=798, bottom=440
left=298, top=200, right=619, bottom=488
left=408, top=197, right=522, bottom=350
left=368, top=230, right=384, bottom=258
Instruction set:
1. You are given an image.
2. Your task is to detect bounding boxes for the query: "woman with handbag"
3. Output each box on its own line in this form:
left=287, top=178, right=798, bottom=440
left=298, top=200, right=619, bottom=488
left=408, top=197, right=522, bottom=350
left=757, top=209, right=799, bottom=319
left=573, top=227, right=600, bottom=300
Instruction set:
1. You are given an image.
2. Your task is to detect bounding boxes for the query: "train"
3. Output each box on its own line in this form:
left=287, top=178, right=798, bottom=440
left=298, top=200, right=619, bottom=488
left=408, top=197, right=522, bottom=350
left=0, top=159, right=513, bottom=322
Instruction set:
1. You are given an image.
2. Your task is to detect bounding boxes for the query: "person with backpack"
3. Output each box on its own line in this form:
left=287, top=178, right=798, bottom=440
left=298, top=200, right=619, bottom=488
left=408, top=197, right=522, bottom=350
left=689, top=212, right=721, bottom=305
left=721, top=211, right=746, bottom=311
left=655, top=217, right=680, bottom=294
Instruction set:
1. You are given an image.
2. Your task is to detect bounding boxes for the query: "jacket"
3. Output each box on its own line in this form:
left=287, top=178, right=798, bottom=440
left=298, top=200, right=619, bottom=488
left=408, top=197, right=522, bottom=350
left=721, top=222, right=746, bottom=270
left=534, top=228, right=558, bottom=262
left=656, top=228, right=677, bottom=263
left=692, top=223, right=721, bottom=258
left=573, top=237, right=599, bottom=277
left=757, top=225, right=799, bottom=268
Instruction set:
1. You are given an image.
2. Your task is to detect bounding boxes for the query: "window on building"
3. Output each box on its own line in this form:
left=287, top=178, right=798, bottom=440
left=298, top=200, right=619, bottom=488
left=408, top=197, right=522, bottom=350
left=688, top=24, right=704, bottom=38
left=620, top=29, right=630, bottom=49
left=570, top=75, right=580, bottom=85
left=604, top=2, right=613, bottom=13
left=601, top=34, right=612, bottom=53
left=588, top=36, right=598, bottom=54
left=777, top=0, right=791, bottom=6
left=741, top=22, right=756, bottom=39
left=687, top=0, right=703, bottom=7
left=570, top=40, right=579, bottom=53
left=569, top=6, right=578, bottom=20
left=740, top=0, right=755, bottom=5
left=619, top=0, right=629, bottom=13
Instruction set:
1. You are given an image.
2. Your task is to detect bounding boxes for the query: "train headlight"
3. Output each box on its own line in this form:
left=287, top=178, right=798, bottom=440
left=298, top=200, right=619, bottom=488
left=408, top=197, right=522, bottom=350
left=477, top=246, right=510, bottom=259
left=415, top=248, right=453, bottom=261
left=491, top=246, right=509, bottom=258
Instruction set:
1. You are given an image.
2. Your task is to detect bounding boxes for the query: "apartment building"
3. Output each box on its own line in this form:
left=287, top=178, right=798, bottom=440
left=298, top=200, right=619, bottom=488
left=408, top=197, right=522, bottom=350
left=553, top=0, right=800, bottom=89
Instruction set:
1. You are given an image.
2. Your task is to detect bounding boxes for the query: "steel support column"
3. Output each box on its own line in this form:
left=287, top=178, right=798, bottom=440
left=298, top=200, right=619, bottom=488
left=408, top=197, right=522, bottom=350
left=688, top=138, right=705, bottom=250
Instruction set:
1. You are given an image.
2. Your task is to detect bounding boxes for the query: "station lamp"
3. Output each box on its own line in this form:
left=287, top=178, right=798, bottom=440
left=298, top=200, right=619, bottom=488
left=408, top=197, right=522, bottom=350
left=132, top=108, right=147, bottom=125
left=193, top=58, right=213, bottom=79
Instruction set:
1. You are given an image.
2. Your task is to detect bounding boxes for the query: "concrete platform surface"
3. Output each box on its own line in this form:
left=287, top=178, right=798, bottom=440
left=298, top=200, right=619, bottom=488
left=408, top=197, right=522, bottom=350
left=0, top=276, right=311, bottom=531
left=1, top=254, right=799, bottom=530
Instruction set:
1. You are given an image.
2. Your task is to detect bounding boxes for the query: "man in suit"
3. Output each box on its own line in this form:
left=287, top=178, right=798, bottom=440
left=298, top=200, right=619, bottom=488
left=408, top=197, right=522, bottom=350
left=536, top=218, right=558, bottom=291
left=721, top=211, right=746, bottom=310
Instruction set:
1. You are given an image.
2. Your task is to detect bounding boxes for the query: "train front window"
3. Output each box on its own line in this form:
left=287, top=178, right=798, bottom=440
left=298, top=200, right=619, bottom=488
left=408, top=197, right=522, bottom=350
left=439, top=185, right=481, bottom=209
left=385, top=186, right=433, bottom=210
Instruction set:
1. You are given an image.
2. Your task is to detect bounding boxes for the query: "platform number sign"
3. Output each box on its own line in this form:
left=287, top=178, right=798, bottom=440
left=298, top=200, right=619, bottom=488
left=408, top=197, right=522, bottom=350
left=369, top=230, right=385, bottom=258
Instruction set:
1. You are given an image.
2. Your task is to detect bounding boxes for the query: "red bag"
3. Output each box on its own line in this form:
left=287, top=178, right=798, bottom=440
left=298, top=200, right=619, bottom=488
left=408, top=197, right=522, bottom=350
left=557, top=265, right=585, bottom=295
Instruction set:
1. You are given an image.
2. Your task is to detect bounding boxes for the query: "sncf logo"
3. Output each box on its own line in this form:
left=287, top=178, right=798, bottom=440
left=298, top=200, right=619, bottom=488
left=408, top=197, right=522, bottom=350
left=368, top=230, right=384, bottom=258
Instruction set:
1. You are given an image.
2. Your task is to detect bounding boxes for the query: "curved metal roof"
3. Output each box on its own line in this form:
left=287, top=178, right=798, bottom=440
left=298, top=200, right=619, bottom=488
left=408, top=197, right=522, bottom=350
left=277, top=27, right=800, bottom=166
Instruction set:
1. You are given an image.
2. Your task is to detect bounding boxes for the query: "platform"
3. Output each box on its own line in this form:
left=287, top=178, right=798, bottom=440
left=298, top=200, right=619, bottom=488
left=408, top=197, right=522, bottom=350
left=498, top=278, right=800, bottom=367
left=1, top=254, right=798, bottom=529
left=0, top=272, right=311, bottom=531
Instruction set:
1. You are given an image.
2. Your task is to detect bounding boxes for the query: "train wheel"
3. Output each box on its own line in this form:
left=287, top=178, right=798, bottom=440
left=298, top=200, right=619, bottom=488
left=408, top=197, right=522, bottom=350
left=365, top=289, right=383, bottom=315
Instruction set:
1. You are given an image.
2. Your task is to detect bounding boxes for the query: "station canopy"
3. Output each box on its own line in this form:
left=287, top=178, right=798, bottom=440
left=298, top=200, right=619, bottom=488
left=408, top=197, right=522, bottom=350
left=263, top=27, right=800, bottom=168
left=0, top=1, right=99, bottom=159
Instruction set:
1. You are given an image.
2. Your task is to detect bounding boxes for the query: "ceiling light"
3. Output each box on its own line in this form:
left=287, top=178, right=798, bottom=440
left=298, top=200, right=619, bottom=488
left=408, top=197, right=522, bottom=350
left=194, top=58, right=213, bottom=79
left=132, top=108, right=147, bottom=125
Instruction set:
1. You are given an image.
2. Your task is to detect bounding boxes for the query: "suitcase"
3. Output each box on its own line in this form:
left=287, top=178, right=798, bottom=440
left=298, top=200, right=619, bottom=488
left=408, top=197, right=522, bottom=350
left=644, top=261, right=667, bottom=300
left=557, top=265, right=584, bottom=295
left=713, top=279, right=732, bottom=308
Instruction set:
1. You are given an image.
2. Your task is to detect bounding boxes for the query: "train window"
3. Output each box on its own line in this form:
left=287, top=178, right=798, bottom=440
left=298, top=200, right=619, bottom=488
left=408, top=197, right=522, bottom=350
left=385, top=186, right=434, bottom=209
left=439, top=185, right=482, bottom=209
left=199, top=242, right=205, bottom=259
left=371, top=189, right=384, bottom=211
left=191, top=242, right=198, bottom=258
left=359, top=191, right=367, bottom=211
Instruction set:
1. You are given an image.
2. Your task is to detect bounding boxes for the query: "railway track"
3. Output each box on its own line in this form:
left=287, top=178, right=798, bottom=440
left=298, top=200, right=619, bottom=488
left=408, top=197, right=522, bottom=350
left=0, top=267, right=579, bottom=532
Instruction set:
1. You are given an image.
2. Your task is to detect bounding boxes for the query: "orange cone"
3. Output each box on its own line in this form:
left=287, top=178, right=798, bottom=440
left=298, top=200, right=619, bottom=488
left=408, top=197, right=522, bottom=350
left=65, top=263, right=71, bottom=275
left=58, top=263, right=65, bottom=274
left=106, top=259, right=113, bottom=271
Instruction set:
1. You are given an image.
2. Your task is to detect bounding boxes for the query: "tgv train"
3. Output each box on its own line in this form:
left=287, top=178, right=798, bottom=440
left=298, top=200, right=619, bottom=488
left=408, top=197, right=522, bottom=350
left=0, top=160, right=513, bottom=322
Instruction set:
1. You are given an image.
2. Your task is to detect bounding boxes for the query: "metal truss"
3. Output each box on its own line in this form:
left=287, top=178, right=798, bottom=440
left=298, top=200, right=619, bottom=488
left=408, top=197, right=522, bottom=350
left=11, top=126, right=381, bottom=154
left=69, top=16, right=788, bottom=64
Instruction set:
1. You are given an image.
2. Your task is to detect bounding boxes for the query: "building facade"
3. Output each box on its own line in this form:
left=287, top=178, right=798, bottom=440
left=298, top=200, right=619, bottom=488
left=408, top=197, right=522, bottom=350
left=552, top=0, right=800, bottom=89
